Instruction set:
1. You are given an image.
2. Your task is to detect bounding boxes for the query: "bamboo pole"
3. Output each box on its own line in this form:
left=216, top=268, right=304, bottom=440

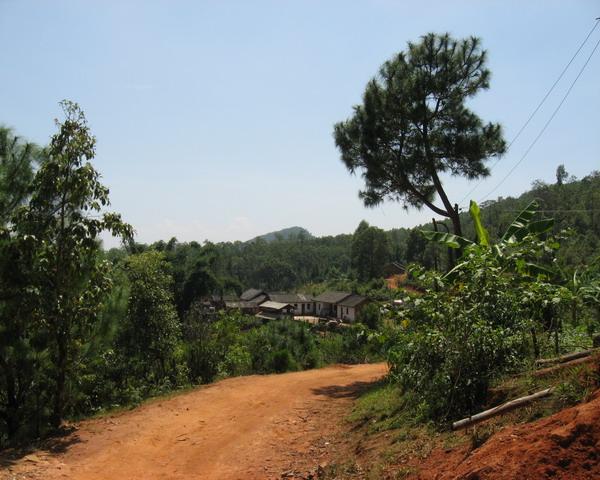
left=535, top=348, right=597, bottom=368
left=533, top=354, right=597, bottom=378
left=452, top=388, right=554, bottom=430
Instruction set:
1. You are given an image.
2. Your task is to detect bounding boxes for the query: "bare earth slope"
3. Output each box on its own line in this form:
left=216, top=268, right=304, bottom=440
left=1, top=363, right=386, bottom=480
left=435, top=390, right=600, bottom=480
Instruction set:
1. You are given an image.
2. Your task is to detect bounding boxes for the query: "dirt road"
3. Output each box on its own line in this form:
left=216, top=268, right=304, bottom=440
left=1, top=363, right=386, bottom=480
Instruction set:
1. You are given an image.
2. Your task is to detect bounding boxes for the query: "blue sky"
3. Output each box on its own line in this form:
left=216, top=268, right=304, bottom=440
left=1, top=1, right=598, bottom=247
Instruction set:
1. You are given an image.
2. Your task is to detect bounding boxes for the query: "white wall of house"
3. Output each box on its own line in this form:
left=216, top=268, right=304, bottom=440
left=316, top=302, right=334, bottom=317
left=336, top=305, right=360, bottom=322
left=292, top=301, right=314, bottom=316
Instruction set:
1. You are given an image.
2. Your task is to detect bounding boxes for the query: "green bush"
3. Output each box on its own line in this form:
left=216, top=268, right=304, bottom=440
left=268, top=349, right=296, bottom=373
left=388, top=249, right=531, bottom=421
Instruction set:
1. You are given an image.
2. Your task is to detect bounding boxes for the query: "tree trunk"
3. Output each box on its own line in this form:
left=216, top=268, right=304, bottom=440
left=52, top=333, right=67, bottom=429
left=531, top=327, right=540, bottom=359
left=553, top=315, right=562, bottom=357
left=449, top=203, right=463, bottom=237
left=449, top=206, right=463, bottom=266
left=0, top=356, right=21, bottom=441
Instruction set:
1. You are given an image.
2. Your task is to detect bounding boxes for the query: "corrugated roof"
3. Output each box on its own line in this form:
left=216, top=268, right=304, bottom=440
left=240, top=288, right=265, bottom=301
left=268, top=292, right=314, bottom=303
left=314, top=291, right=352, bottom=304
left=337, top=294, right=369, bottom=307
left=259, top=301, right=293, bottom=311
left=225, top=301, right=260, bottom=309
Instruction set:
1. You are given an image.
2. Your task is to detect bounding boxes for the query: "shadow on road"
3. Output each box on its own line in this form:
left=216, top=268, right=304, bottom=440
left=0, top=425, right=81, bottom=468
left=311, top=380, right=378, bottom=399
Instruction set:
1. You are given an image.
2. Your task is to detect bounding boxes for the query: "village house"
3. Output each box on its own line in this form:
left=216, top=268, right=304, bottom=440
left=224, top=288, right=370, bottom=323
left=267, top=292, right=315, bottom=316
left=224, top=288, right=268, bottom=314
left=314, top=291, right=352, bottom=317
left=240, top=288, right=268, bottom=304
left=314, top=291, right=369, bottom=322
left=335, top=294, right=369, bottom=322
left=256, top=301, right=295, bottom=320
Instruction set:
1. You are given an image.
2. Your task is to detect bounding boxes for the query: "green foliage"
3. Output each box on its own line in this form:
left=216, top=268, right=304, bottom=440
left=351, top=221, right=390, bottom=281
left=390, top=218, right=575, bottom=420
left=420, top=230, right=472, bottom=250
left=334, top=33, right=506, bottom=236
left=182, top=306, right=245, bottom=383
left=469, top=200, right=490, bottom=246
left=0, top=102, right=132, bottom=443
left=555, top=164, right=568, bottom=186
left=119, top=251, right=181, bottom=384
left=0, top=127, right=41, bottom=224
left=388, top=196, right=597, bottom=423
left=356, top=303, right=381, bottom=330
left=388, top=252, right=530, bottom=421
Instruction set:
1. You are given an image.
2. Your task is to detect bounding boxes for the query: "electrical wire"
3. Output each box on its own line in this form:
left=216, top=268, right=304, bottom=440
left=458, top=18, right=600, bottom=206
left=479, top=35, right=600, bottom=202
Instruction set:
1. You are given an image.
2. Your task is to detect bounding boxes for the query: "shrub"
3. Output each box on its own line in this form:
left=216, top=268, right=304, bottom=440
left=388, top=249, right=530, bottom=421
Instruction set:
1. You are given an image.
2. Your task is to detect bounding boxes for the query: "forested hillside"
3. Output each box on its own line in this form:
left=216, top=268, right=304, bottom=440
left=112, top=170, right=599, bottom=299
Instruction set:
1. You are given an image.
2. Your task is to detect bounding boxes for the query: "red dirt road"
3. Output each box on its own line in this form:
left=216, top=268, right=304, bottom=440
left=1, top=363, right=387, bottom=480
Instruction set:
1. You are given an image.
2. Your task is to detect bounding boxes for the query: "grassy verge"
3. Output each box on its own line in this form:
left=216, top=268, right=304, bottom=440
left=322, top=358, right=599, bottom=479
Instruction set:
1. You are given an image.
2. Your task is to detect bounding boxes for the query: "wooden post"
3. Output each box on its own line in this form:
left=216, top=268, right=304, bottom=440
left=452, top=388, right=554, bottom=430
left=533, top=354, right=598, bottom=378
left=535, top=348, right=597, bottom=368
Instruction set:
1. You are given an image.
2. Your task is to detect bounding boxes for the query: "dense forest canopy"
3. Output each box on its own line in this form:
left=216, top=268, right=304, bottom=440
left=107, top=170, right=599, bottom=304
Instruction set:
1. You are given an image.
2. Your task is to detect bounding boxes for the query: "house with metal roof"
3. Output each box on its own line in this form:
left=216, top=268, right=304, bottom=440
left=335, top=294, right=369, bottom=322
left=256, top=301, right=295, bottom=320
left=313, top=291, right=352, bottom=317
left=227, top=288, right=370, bottom=323
left=224, top=300, right=262, bottom=315
left=267, top=292, right=315, bottom=316
left=240, top=288, right=268, bottom=303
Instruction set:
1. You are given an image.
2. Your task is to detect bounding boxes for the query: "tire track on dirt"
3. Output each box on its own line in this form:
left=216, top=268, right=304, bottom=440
left=1, top=363, right=386, bottom=480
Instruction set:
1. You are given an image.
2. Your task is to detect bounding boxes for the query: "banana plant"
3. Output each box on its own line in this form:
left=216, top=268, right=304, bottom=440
left=421, top=200, right=555, bottom=278
left=422, top=200, right=552, bottom=249
left=560, top=260, right=600, bottom=335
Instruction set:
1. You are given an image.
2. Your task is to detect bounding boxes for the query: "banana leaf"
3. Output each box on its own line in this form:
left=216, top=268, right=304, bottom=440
left=469, top=200, right=490, bottom=246
left=501, top=200, right=539, bottom=242
left=420, top=230, right=473, bottom=249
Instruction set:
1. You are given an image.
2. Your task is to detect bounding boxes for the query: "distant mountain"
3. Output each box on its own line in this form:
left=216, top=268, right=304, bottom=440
left=249, top=226, right=313, bottom=243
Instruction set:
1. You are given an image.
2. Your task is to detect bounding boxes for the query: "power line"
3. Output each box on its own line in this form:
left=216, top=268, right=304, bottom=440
left=458, top=18, right=600, bottom=206
left=479, top=34, right=600, bottom=202
left=494, top=209, right=598, bottom=213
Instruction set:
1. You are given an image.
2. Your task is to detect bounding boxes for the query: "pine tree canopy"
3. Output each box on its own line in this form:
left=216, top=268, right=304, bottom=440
left=334, top=33, right=507, bottom=236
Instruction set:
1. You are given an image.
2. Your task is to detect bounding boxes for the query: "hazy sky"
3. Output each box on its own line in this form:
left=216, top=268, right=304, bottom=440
left=1, top=1, right=599, bottom=247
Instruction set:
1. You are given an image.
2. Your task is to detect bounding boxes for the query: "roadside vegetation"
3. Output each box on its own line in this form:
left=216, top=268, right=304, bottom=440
left=0, top=34, right=598, bottom=480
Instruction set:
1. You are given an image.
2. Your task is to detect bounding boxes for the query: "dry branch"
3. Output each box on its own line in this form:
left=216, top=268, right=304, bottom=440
left=452, top=388, right=554, bottom=430
left=535, top=349, right=597, bottom=368
left=533, top=354, right=598, bottom=378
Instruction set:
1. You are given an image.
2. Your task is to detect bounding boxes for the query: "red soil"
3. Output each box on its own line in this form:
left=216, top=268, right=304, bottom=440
left=414, top=390, right=600, bottom=480
left=0, top=363, right=387, bottom=480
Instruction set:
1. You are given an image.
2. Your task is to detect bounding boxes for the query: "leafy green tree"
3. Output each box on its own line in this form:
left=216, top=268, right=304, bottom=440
left=334, top=33, right=506, bottom=237
left=12, top=101, right=132, bottom=427
left=389, top=254, right=528, bottom=421
left=351, top=221, right=390, bottom=281
left=250, top=258, right=297, bottom=291
left=556, top=164, right=568, bottom=186
left=0, top=127, right=41, bottom=223
left=119, top=251, right=181, bottom=383
left=356, top=302, right=381, bottom=330
left=0, top=227, right=49, bottom=442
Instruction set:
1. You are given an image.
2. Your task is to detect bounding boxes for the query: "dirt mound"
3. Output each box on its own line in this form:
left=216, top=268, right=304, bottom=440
left=416, top=390, right=600, bottom=480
